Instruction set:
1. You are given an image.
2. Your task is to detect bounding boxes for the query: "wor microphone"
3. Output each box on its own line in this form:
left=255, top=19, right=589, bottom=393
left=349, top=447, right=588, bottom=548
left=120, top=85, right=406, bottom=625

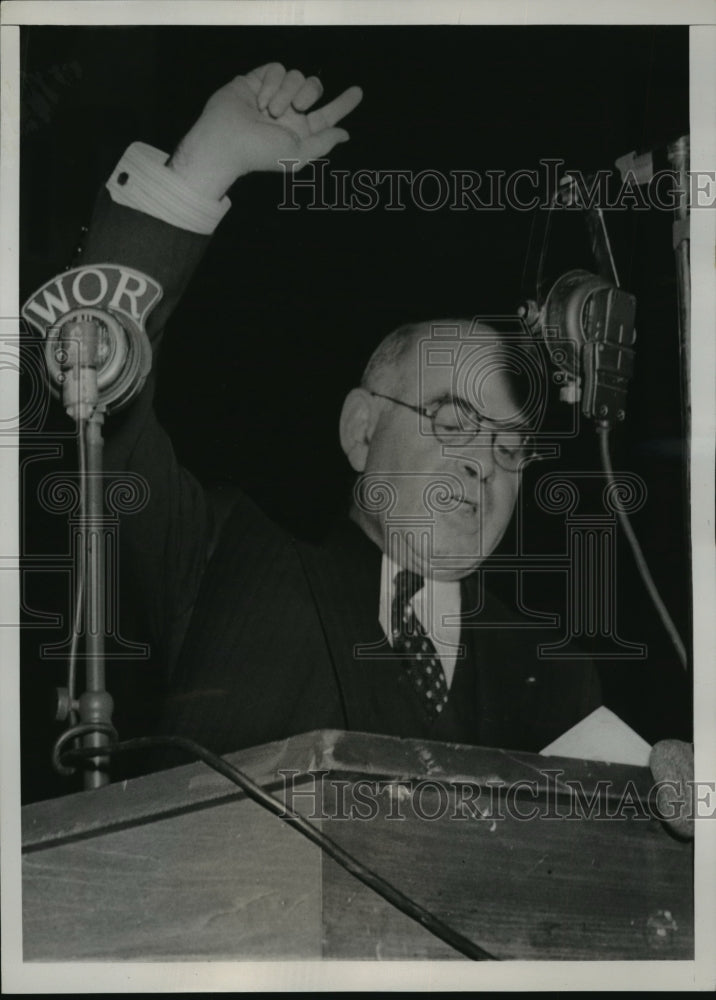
left=22, top=264, right=162, bottom=420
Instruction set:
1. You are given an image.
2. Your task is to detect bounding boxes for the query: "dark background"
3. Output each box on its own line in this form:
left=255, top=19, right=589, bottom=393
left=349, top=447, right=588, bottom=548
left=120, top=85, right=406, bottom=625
left=20, top=25, right=692, bottom=802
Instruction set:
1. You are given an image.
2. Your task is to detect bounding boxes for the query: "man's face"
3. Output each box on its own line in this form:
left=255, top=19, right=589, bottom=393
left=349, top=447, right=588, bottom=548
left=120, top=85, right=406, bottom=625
left=350, top=335, right=527, bottom=581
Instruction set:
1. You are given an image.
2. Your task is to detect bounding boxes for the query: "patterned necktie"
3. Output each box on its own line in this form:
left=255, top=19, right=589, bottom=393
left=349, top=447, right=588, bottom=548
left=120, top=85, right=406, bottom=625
left=391, top=569, right=449, bottom=719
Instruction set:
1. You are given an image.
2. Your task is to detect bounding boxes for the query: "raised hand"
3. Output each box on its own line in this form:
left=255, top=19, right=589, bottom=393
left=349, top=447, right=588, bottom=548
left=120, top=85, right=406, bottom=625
left=168, top=63, right=363, bottom=200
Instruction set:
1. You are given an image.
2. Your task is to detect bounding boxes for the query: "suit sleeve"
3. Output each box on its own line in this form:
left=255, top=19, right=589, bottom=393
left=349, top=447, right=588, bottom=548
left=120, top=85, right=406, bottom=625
left=79, top=189, right=220, bottom=674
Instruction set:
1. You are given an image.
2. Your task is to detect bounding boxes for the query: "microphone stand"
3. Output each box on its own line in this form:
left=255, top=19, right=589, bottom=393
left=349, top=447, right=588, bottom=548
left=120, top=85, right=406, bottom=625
left=57, top=316, right=115, bottom=790
left=79, top=406, right=113, bottom=789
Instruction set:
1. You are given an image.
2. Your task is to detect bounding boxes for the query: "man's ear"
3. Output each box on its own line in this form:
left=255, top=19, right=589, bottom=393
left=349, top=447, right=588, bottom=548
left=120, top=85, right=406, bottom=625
left=339, top=388, right=376, bottom=472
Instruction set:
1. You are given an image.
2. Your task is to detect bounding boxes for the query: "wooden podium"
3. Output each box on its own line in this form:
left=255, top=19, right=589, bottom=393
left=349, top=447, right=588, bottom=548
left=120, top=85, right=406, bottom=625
left=22, top=730, right=693, bottom=961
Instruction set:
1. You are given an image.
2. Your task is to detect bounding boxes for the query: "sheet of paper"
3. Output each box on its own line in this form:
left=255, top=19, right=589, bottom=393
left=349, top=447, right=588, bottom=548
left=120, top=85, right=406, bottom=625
left=540, top=706, right=652, bottom=766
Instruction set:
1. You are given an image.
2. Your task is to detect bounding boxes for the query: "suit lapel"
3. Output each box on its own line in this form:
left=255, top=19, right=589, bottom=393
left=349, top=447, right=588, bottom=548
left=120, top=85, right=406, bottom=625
left=294, top=519, right=388, bottom=730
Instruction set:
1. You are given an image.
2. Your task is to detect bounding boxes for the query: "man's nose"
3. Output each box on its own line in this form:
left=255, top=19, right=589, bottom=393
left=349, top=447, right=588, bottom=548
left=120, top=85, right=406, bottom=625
left=461, top=444, right=495, bottom=481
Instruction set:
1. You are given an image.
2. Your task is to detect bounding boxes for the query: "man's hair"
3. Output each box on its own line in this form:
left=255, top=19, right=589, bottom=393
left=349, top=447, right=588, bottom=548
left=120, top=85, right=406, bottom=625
left=360, top=322, right=424, bottom=393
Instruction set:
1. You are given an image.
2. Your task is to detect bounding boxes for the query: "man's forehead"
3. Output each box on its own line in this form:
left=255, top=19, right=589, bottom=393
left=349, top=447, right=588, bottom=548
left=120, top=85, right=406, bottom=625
left=400, top=335, right=517, bottom=401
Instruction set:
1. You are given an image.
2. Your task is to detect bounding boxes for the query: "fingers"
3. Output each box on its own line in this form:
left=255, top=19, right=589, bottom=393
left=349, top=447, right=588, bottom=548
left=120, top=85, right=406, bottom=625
left=243, top=64, right=275, bottom=95
left=243, top=63, right=283, bottom=99
left=253, top=63, right=287, bottom=111
left=241, top=65, right=360, bottom=127
left=292, top=75, right=324, bottom=111
left=267, top=68, right=308, bottom=117
left=307, top=85, right=363, bottom=131
left=245, top=65, right=324, bottom=115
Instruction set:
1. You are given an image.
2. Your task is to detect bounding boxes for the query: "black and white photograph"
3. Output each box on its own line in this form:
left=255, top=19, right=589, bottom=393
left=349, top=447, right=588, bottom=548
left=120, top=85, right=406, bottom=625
left=2, top=0, right=715, bottom=992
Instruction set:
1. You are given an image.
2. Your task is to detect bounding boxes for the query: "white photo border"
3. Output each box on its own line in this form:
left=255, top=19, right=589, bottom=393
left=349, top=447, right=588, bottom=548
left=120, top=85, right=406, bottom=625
left=2, top=1, right=714, bottom=992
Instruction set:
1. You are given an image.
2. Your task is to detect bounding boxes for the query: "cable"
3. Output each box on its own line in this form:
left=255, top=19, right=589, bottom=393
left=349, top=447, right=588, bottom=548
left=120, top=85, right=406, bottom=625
left=596, top=207, right=620, bottom=288
left=597, top=423, right=687, bottom=671
left=52, top=722, right=118, bottom=777
left=57, top=734, right=499, bottom=962
left=535, top=184, right=560, bottom=305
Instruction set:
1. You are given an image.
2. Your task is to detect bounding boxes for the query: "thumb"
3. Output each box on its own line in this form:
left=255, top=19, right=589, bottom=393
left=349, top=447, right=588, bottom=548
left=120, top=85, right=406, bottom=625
left=296, top=127, right=350, bottom=167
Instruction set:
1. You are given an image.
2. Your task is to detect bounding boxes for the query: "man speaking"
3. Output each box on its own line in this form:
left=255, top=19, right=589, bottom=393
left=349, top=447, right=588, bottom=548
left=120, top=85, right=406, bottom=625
left=68, top=63, right=600, bottom=762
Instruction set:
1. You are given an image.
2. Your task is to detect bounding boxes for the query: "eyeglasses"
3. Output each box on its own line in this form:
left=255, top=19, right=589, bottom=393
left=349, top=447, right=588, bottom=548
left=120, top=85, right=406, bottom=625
left=368, top=391, right=536, bottom=472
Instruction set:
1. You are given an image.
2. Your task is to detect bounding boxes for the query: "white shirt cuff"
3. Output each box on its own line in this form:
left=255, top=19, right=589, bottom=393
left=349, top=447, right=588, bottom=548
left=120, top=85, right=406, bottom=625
left=106, top=141, right=231, bottom=235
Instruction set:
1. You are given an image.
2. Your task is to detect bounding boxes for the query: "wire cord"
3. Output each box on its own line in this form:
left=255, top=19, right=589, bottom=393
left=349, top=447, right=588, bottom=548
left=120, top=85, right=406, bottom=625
left=597, top=424, right=688, bottom=670
left=58, top=734, right=499, bottom=961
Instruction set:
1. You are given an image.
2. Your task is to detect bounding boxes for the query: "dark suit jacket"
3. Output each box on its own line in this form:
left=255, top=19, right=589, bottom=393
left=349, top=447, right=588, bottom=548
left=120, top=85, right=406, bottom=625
left=80, top=190, right=600, bottom=763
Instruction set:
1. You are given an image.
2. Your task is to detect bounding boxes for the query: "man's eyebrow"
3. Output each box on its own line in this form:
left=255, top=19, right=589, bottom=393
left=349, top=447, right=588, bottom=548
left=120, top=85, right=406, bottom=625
left=428, top=392, right=483, bottom=415
left=429, top=392, right=529, bottom=430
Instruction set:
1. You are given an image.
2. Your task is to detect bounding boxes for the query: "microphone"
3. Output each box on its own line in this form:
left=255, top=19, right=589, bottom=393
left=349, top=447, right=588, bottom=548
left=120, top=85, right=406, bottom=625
left=22, top=264, right=163, bottom=789
left=518, top=170, right=637, bottom=427
left=22, top=264, right=162, bottom=420
left=519, top=269, right=637, bottom=427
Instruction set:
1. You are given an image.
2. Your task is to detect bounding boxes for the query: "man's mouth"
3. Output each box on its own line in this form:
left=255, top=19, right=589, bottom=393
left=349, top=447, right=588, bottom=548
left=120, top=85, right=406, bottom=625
left=451, top=493, right=479, bottom=515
